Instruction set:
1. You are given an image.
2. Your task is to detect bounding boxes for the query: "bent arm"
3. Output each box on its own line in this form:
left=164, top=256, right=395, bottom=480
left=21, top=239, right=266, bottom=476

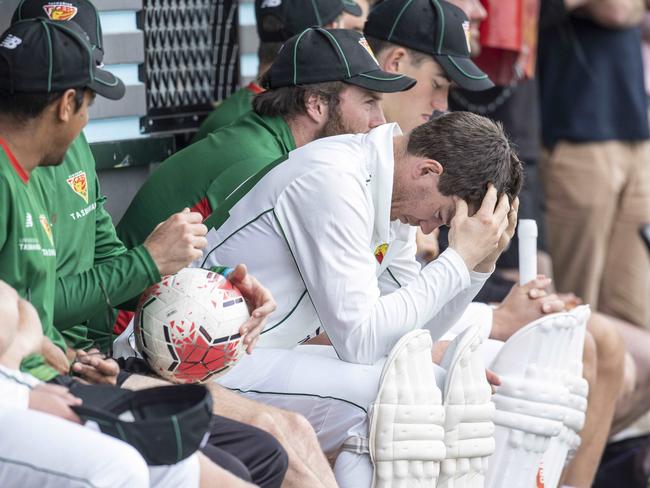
left=275, top=172, right=473, bottom=364
left=54, top=190, right=160, bottom=330
left=380, top=229, right=492, bottom=342
left=583, top=0, right=645, bottom=28
left=542, top=0, right=645, bottom=29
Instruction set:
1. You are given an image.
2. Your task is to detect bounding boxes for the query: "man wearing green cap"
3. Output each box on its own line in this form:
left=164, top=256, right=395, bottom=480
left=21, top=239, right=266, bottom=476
left=9, top=2, right=345, bottom=487
left=0, top=17, right=223, bottom=488
left=364, top=0, right=493, bottom=133
left=0, top=18, right=125, bottom=382
left=116, top=27, right=414, bottom=257
left=363, top=0, right=495, bottom=259
left=193, top=0, right=362, bottom=141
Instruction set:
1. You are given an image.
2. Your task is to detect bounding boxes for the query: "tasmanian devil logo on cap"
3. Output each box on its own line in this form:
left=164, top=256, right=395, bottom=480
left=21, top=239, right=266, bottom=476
left=462, top=21, right=471, bottom=54
left=42, top=2, right=78, bottom=21
left=66, top=171, right=89, bottom=203
left=359, top=37, right=379, bottom=66
left=260, top=0, right=281, bottom=8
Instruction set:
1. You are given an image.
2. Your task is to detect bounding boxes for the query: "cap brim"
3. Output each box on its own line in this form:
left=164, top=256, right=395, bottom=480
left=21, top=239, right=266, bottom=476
left=345, top=69, right=416, bottom=93
left=89, top=66, right=125, bottom=100
left=342, top=1, right=362, bottom=16
left=435, top=55, right=494, bottom=92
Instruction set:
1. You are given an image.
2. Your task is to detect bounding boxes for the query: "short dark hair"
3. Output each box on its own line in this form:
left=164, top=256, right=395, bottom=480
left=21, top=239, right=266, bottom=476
left=252, top=80, right=346, bottom=119
left=365, top=35, right=430, bottom=66
left=0, top=88, right=86, bottom=124
left=407, top=111, right=523, bottom=208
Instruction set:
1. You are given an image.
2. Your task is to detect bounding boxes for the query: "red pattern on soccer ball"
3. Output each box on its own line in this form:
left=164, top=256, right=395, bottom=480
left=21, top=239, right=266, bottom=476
left=134, top=269, right=250, bottom=384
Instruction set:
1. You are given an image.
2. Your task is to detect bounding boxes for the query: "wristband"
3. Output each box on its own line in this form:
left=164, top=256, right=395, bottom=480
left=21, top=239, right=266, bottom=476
left=210, top=266, right=234, bottom=278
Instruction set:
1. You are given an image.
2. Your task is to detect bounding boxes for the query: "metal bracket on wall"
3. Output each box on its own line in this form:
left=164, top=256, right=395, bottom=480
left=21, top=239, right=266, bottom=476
left=90, top=136, right=176, bottom=170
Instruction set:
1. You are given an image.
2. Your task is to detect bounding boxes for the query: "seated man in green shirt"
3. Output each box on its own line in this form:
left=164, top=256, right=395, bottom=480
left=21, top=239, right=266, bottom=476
left=193, top=0, right=363, bottom=141
left=11, top=2, right=344, bottom=486
left=118, top=27, right=414, bottom=252
left=0, top=18, right=125, bottom=382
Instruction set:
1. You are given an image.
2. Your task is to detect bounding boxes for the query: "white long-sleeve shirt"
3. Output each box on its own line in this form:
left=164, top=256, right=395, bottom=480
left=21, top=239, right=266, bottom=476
left=199, top=123, right=490, bottom=364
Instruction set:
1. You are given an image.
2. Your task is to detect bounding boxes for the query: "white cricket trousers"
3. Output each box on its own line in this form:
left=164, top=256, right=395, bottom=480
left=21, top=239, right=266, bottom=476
left=0, top=408, right=199, bottom=488
left=217, top=344, right=446, bottom=488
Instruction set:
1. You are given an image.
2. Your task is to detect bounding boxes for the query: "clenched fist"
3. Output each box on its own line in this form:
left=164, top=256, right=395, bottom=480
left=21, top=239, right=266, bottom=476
left=144, top=208, right=209, bottom=276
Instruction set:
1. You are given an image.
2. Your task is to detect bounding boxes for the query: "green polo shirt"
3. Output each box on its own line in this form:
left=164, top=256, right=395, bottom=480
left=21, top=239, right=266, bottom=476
left=192, top=82, right=263, bottom=143
left=0, top=139, right=64, bottom=381
left=117, top=110, right=296, bottom=249
left=32, top=133, right=160, bottom=351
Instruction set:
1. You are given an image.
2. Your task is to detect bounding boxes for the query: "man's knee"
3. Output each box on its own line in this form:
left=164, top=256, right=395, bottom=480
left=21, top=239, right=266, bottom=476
left=259, top=430, right=289, bottom=486
left=104, top=443, right=149, bottom=488
left=588, top=312, right=626, bottom=378
left=582, top=330, right=598, bottom=386
left=617, top=352, right=638, bottom=407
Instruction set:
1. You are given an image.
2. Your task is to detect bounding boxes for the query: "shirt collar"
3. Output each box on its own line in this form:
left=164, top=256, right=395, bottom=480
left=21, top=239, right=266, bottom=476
left=246, top=81, right=264, bottom=95
left=250, top=112, right=297, bottom=153
left=363, top=123, right=402, bottom=245
left=0, top=138, right=29, bottom=184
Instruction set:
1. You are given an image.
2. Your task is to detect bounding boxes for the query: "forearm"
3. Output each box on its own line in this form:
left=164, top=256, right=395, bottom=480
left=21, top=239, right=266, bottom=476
left=54, top=245, right=160, bottom=330
left=328, top=248, right=471, bottom=364
left=424, top=268, right=492, bottom=342
left=582, top=0, right=645, bottom=28
left=565, top=0, right=591, bottom=10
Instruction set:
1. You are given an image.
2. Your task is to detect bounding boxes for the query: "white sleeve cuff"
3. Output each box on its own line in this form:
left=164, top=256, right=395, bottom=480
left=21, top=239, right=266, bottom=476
left=438, top=302, right=494, bottom=342
left=469, top=267, right=493, bottom=284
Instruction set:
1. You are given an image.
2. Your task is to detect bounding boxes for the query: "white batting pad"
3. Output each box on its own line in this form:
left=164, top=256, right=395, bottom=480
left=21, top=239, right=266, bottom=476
left=485, top=308, right=589, bottom=488
left=438, top=321, right=495, bottom=488
left=537, top=305, right=590, bottom=488
left=369, top=330, right=446, bottom=488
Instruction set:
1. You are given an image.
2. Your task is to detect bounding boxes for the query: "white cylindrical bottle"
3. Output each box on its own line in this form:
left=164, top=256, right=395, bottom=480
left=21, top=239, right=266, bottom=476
left=518, top=219, right=538, bottom=286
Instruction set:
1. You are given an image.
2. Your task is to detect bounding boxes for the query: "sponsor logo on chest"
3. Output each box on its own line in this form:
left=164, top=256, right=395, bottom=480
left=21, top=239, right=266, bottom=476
left=374, top=243, right=388, bottom=264
left=66, top=170, right=89, bottom=203
left=69, top=201, right=96, bottom=221
left=18, top=216, right=56, bottom=257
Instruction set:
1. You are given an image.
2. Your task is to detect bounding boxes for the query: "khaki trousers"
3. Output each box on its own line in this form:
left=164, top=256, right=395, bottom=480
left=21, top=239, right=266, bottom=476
left=540, top=140, right=650, bottom=328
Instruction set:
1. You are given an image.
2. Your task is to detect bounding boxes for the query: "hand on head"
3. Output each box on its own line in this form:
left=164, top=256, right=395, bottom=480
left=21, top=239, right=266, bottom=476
left=144, top=208, right=209, bottom=276
left=448, top=185, right=518, bottom=272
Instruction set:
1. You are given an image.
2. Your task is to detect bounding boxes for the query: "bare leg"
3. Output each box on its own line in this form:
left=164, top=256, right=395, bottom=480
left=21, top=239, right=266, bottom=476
left=562, top=315, right=625, bottom=487
left=197, top=452, right=257, bottom=488
left=606, top=314, right=650, bottom=434
left=209, top=384, right=339, bottom=488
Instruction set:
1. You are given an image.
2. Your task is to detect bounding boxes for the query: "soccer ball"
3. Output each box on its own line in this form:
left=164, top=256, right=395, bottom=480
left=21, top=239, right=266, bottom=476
left=134, top=268, right=250, bottom=383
